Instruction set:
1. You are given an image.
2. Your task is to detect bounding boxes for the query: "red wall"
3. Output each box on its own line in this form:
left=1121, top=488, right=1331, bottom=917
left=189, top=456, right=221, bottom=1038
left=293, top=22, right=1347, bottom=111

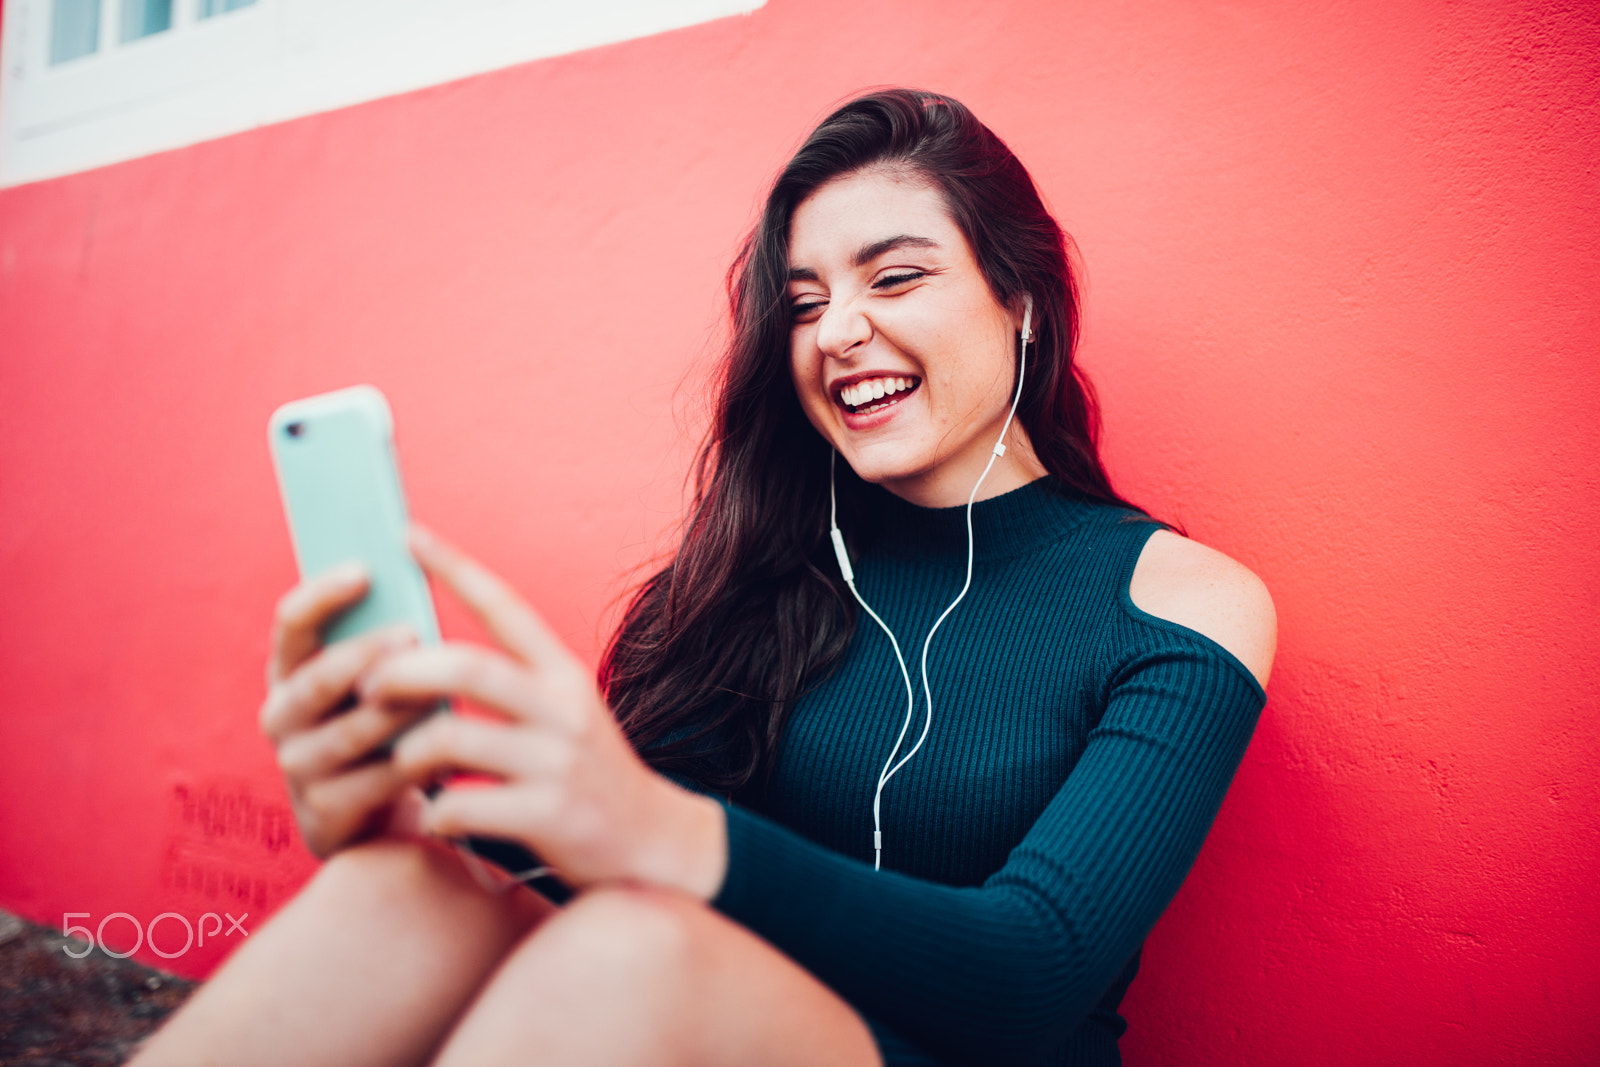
left=2, top=1, right=1596, bottom=1062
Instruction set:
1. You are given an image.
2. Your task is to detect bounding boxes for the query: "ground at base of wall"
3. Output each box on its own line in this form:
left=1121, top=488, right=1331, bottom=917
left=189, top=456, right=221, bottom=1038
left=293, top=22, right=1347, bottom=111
left=0, top=909, right=197, bottom=1066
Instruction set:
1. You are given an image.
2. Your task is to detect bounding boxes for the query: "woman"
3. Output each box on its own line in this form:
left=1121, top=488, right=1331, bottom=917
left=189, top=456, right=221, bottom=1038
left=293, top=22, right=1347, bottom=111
left=135, top=89, right=1275, bottom=1066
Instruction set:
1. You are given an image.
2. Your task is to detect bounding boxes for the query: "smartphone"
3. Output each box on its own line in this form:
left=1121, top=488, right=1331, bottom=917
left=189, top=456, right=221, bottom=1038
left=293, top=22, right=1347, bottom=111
left=269, top=387, right=561, bottom=897
left=267, top=385, right=440, bottom=647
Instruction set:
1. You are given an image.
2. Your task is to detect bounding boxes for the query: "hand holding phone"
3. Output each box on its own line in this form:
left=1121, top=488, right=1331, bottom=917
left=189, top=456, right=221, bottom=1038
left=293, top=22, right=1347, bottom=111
left=262, top=385, right=442, bottom=856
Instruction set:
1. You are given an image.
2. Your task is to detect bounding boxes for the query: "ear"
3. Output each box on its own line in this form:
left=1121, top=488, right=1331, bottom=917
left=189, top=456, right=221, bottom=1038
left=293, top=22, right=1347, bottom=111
left=1011, top=293, right=1036, bottom=342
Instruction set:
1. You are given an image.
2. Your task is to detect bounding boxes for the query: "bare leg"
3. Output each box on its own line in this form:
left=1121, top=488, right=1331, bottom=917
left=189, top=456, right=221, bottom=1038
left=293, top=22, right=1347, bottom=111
left=431, top=885, right=881, bottom=1067
left=130, top=838, right=552, bottom=1067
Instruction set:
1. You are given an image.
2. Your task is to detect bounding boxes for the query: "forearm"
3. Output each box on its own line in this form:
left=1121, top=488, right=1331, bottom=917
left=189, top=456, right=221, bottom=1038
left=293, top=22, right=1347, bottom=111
left=711, top=644, right=1264, bottom=1064
left=714, top=802, right=1151, bottom=1064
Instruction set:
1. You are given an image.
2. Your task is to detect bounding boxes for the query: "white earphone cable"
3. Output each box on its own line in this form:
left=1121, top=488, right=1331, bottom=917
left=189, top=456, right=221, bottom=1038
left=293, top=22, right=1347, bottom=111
left=831, top=451, right=916, bottom=869
left=830, top=297, right=1032, bottom=870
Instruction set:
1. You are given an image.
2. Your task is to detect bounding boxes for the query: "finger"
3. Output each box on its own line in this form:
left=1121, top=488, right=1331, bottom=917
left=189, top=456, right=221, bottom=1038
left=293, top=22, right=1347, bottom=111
left=277, top=700, right=440, bottom=783
left=298, top=760, right=408, bottom=858
left=260, top=627, right=416, bottom=741
left=361, top=643, right=581, bottom=730
left=383, top=785, right=432, bottom=839
left=269, top=564, right=371, bottom=684
left=392, top=712, right=554, bottom=784
left=421, top=782, right=563, bottom=845
left=409, top=526, right=571, bottom=670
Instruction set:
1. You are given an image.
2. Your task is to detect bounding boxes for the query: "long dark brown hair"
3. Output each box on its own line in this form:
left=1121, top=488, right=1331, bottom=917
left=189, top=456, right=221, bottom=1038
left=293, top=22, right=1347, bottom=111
left=600, top=89, right=1138, bottom=792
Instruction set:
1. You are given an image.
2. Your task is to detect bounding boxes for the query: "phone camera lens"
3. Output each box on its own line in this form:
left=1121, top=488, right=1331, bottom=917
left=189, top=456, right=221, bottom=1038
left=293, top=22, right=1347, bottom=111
left=285, top=421, right=304, bottom=438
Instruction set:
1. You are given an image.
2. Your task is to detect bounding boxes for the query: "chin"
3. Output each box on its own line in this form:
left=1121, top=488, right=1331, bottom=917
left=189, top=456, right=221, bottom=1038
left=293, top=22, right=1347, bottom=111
left=842, top=453, right=933, bottom=492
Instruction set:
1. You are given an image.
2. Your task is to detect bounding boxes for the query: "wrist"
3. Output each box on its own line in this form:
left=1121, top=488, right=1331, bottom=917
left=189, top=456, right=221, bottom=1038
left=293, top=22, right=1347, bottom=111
left=633, top=779, right=728, bottom=901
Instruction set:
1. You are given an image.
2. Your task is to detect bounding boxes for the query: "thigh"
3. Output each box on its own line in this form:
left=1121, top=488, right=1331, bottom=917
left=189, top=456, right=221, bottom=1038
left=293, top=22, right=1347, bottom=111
left=433, top=884, right=882, bottom=1067
left=131, top=837, right=553, bottom=1067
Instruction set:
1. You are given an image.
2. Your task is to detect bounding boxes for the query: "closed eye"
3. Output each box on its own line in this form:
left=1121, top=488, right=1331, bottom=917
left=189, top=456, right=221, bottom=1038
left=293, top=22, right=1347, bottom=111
left=873, top=270, right=927, bottom=290
left=790, top=268, right=931, bottom=324
left=791, top=298, right=827, bottom=323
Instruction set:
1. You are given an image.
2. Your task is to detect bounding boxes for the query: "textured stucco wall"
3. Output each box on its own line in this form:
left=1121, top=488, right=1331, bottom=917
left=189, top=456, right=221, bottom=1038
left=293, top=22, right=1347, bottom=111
left=1, top=1, right=1596, bottom=1062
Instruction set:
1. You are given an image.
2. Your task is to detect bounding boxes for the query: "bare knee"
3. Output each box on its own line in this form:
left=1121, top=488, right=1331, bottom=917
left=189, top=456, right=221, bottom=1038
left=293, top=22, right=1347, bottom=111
left=546, top=890, right=882, bottom=1066
left=304, top=837, right=549, bottom=943
left=129, top=841, right=551, bottom=1067
left=311, top=837, right=468, bottom=909
left=434, top=885, right=879, bottom=1067
left=536, top=884, right=701, bottom=993
left=426, top=886, right=703, bottom=1067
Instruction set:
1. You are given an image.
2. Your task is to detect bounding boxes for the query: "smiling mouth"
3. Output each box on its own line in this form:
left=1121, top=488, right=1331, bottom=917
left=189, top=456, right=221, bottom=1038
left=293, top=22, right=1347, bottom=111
left=837, top=376, right=920, bottom=416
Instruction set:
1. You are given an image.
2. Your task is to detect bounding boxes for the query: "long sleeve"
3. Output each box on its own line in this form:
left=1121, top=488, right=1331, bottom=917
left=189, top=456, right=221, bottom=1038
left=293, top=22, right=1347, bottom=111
left=712, top=629, right=1265, bottom=1066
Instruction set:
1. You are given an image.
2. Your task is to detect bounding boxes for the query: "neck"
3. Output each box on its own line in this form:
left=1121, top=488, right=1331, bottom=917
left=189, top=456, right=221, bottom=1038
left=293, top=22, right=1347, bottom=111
left=875, top=424, right=1048, bottom=509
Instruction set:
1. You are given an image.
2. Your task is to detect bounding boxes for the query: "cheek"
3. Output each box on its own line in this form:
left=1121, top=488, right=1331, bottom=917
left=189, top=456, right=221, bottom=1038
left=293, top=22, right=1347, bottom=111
left=949, top=328, right=1017, bottom=411
left=788, top=343, right=831, bottom=428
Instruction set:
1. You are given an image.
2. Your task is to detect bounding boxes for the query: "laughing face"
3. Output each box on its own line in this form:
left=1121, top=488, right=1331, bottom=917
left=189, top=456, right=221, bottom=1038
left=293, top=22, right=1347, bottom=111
left=786, top=167, right=1044, bottom=508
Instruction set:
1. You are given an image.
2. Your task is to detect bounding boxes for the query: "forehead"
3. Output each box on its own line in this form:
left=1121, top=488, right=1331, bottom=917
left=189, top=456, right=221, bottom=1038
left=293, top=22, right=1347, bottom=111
left=787, top=168, right=966, bottom=266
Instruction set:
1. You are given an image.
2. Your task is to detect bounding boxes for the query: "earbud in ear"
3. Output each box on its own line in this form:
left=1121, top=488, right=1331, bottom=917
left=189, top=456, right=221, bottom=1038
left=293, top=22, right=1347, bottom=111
left=1021, top=294, right=1034, bottom=344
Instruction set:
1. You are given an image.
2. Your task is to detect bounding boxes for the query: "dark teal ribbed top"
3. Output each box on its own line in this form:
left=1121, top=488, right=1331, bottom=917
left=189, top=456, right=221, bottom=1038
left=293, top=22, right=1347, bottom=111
left=710, top=477, right=1266, bottom=1066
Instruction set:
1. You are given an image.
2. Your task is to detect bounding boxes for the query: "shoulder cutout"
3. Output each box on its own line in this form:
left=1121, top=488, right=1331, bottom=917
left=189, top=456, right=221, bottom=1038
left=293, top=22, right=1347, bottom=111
left=1128, top=530, right=1277, bottom=688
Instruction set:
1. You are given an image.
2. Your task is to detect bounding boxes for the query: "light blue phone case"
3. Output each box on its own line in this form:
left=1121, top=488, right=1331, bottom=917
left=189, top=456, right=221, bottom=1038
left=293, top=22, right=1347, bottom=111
left=267, top=385, right=441, bottom=646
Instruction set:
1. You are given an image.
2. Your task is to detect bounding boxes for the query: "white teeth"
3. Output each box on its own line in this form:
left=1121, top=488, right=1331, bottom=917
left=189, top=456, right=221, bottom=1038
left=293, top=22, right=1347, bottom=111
left=840, top=376, right=915, bottom=408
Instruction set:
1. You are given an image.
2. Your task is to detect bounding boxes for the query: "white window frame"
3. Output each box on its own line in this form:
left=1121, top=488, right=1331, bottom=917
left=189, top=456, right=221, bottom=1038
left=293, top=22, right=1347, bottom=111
left=1, top=0, right=765, bottom=187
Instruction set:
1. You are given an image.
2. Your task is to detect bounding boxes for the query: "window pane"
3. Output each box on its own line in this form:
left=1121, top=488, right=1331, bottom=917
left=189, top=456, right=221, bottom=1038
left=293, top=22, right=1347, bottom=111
left=198, top=0, right=257, bottom=17
left=50, top=0, right=101, bottom=64
left=120, top=0, right=173, bottom=43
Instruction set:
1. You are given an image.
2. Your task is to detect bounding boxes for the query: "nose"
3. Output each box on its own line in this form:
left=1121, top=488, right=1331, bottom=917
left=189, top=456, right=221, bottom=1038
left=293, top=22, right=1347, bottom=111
left=814, top=292, right=872, bottom=359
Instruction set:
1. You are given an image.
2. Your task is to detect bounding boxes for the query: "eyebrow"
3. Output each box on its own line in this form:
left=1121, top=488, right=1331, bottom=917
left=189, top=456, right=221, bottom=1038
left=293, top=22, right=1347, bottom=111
left=787, top=234, right=942, bottom=282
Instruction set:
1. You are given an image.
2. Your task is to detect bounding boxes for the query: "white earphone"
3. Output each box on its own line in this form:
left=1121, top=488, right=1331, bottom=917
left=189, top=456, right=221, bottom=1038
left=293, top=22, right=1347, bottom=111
left=830, top=294, right=1033, bottom=869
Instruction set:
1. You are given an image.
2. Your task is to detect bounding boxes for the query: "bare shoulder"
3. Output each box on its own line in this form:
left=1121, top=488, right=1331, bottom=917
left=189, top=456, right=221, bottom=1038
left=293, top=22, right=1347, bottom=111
left=1127, top=529, right=1277, bottom=688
